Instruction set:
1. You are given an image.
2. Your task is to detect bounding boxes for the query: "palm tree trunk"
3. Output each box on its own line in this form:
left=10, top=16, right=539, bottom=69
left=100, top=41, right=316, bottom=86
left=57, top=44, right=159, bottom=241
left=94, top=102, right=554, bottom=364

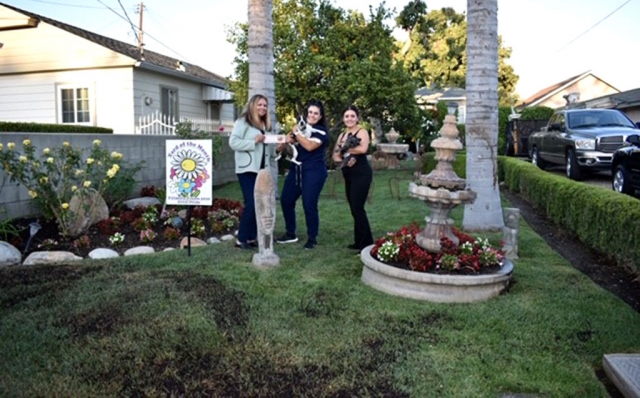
left=248, top=0, right=278, bottom=188
left=462, top=0, right=504, bottom=231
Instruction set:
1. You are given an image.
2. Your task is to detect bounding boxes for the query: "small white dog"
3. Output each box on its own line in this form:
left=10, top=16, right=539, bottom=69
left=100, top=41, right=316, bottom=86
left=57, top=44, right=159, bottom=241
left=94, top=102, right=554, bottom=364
left=275, top=115, right=326, bottom=165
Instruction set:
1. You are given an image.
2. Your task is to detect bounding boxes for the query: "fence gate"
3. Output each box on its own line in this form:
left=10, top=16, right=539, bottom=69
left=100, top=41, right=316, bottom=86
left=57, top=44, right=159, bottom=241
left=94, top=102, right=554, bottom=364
left=135, top=110, right=176, bottom=135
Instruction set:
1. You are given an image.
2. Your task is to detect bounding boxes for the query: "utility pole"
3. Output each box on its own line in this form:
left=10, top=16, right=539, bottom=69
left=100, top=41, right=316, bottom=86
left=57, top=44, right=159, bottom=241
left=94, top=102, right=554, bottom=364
left=138, top=2, right=144, bottom=60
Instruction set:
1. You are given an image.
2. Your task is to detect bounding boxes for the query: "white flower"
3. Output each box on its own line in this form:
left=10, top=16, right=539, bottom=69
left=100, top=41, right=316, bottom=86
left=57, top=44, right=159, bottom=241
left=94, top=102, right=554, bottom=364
left=170, top=149, right=206, bottom=180
left=376, top=241, right=399, bottom=262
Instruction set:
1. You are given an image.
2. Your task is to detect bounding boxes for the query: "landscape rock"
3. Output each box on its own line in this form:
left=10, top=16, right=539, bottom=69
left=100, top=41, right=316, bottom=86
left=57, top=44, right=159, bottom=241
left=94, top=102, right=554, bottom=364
left=0, top=241, right=22, bottom=267
left=123, top=197, right=161, bottom=209
left=67, top=189, right=110, bottom=237
left=220, top=234, right=235, bottom=242
left=88, top=248, right=120, bottom=259
left=207, top=237, right=221, bottom=244
left=22, top=251, right=83, bottom=266
left=180, top=237, right=207, bottom=249
left=124, top=246, right=155, bottom=256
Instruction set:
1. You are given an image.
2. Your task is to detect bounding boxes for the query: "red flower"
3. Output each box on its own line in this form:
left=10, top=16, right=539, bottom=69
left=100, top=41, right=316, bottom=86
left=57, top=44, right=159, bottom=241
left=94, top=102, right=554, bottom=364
left=371, top=225, right=504, bottom=274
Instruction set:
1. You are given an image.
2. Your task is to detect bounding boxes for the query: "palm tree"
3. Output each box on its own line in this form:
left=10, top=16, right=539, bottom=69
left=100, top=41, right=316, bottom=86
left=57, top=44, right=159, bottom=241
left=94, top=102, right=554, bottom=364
left=248, top=0, right=278, bottom=186
left=462, top=0, right=504, bottom=231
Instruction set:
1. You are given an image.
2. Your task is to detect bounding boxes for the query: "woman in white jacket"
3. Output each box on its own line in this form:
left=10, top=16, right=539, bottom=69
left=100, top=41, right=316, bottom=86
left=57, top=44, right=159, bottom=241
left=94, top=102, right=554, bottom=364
left=228, top=94, right=275, bottom=249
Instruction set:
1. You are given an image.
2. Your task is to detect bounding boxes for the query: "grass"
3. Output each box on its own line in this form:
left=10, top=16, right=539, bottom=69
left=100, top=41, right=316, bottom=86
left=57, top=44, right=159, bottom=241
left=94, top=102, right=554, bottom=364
left=1, top=162, right=638, bottom=397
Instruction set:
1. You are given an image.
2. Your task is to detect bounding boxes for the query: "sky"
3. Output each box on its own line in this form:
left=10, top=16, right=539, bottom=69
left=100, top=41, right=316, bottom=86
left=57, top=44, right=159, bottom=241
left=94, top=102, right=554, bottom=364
left=3, top=0, right=639, bottom=100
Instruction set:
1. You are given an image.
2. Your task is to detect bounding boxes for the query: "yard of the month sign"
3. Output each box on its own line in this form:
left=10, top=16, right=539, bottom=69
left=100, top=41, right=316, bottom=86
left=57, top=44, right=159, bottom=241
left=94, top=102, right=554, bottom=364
left=165, top=140, right=213, bottom=206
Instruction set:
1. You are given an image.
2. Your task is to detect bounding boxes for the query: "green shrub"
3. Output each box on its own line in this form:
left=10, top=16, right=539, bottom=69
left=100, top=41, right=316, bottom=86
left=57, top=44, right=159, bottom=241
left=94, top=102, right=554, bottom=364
left=0, top=122, right=113, bottom=134
left=175, top=121, right=224, bottom=165
left=421, top=154, right=640, bottom=273
left=0, top=139, right=130, bottom=237
left=102, top=159, right=145, bottom=208
left=500, top=156, right=640, bottom=273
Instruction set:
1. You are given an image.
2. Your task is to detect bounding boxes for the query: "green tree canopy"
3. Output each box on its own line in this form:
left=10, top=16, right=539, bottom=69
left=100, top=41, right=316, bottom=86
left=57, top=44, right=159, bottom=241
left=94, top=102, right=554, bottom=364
left=395, top=5, right=519, bottom=105
left=227, top=0, right=423, bottom=139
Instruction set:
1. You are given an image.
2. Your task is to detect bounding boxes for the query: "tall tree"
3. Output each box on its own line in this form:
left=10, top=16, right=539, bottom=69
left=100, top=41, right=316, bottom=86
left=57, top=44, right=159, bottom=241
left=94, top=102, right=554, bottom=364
left=229, top=0, right=421, bottom=137
left=462, top=0, right=503, bottom=231
left=247, top=0, right=278, bottom=186
left=396, top=5, right=518, bottom=105
left=248, top=0, right=275, bottom=120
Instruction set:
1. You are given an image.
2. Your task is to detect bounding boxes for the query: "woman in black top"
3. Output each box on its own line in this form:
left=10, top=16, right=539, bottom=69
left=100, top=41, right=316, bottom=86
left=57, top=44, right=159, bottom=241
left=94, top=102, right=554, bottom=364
left=332, top=105, right=374, bottom=251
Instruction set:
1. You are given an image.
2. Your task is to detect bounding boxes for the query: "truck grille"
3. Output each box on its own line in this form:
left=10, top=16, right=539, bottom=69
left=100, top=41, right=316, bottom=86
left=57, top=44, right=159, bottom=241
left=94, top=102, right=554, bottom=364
left=597, top=136, right=624, bottom=153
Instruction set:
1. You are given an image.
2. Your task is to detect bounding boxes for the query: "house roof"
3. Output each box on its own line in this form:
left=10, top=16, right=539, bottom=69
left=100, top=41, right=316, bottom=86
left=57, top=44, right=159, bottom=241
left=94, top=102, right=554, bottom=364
left=0, top=2, right=228, bottom=89
left=439, top=88, right=466, bottom=100
left=516, top=71, right=618, bottom=108
left=563, top=87, right=640, bottom=110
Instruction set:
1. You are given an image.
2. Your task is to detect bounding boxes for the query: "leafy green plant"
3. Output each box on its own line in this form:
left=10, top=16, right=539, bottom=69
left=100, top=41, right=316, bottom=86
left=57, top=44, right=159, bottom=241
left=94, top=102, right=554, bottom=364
left=109, top=232, right=124, bottom=246
left=0, top=210, right=20, bottom=242
left=175, top=121, right=224, bottom=165
left=102, top=159, right=144, bottom=208
left=0, top=139, right=126, bottom=237
left=190, top=218, right=206, bottom=238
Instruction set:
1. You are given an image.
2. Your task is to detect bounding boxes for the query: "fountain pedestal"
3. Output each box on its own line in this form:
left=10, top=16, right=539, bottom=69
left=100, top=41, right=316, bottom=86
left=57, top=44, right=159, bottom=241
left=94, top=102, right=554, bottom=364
left=360, top=106, right=512, bottom=302
left=412, top=112, right=476, bottom=252
left=376, top=127, right=408, bottom=169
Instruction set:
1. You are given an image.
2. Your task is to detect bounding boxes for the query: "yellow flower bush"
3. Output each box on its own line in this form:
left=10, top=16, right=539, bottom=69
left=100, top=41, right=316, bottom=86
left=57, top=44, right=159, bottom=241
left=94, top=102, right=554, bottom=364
left=0, top=139, right=130, bottom=237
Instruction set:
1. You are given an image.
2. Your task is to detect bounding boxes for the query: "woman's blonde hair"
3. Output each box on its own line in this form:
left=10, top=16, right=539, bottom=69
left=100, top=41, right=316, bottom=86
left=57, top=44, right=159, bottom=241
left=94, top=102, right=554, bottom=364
left=243, top=94, right=272, bottom=131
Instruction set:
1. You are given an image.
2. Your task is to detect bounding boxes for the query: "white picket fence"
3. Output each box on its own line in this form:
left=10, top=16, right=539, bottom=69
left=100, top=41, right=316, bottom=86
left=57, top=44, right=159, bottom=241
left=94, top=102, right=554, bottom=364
left=135, top=110, right=233, bottom=136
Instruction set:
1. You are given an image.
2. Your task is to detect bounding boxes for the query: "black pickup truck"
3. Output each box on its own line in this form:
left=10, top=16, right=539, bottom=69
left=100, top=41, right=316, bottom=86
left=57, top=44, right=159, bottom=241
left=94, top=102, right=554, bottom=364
left=528, top=109, right=640, bottom=180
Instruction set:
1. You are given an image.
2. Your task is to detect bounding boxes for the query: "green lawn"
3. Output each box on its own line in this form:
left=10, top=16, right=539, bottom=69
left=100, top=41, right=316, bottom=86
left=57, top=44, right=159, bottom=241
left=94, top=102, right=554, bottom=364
left=1, top=162, right=638, bottom=397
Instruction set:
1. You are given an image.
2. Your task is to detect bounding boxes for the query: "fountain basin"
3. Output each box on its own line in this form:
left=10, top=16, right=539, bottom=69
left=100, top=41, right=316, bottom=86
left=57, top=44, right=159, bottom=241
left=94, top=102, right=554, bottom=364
left=361, top=245, right=513, bottom=303
left=408, top=183, right=476, bottom=205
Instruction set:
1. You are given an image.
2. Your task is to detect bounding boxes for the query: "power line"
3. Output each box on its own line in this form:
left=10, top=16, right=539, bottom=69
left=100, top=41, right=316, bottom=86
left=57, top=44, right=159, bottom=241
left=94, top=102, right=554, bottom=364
left=556, top=0, right=633, bottom=52
left=94, top=0, right=132, bottom=26
left=91, top=0, right=192, bottom=63
left=116, top=0, right=139, bottom=44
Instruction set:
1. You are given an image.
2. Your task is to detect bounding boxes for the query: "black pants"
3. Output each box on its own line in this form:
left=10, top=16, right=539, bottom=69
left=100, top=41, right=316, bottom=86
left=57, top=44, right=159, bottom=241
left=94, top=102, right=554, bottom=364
left=342, top=160, right=373, bottom=249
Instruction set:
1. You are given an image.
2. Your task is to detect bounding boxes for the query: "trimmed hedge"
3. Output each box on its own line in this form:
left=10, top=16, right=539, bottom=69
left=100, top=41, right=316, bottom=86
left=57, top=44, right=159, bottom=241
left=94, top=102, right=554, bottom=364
left=502, top=156, right=640, bottom=273
left=423, top=153, right=640, bottom=273
left=0, top=122, right=113, bottom=134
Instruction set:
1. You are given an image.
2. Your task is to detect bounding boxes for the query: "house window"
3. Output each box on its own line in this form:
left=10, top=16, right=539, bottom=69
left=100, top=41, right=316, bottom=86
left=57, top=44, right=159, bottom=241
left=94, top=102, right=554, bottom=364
left=161, top=87, right=179, bottom=121
left=208, top=102, right=221, bottom=120
left=58, top=86, right=92, bottom=124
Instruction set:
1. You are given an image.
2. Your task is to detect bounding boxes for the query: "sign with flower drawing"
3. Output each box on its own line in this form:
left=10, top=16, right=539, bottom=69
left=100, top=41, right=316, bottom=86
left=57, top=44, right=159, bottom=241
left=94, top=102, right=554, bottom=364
left=166, top=140, right=213, bottom=206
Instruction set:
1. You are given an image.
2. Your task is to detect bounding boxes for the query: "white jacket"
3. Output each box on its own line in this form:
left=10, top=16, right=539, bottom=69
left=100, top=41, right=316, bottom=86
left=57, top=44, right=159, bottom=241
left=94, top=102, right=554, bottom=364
left=228, top=118, right=276, bottom=174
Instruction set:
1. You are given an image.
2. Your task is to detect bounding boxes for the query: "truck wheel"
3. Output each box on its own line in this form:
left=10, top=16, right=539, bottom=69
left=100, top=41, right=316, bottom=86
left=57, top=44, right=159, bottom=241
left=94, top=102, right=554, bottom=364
left=531, top=147, right=546, bottom=170
left=612, top=165, right=632, bottom=194
left=566, top=149, right=582, bottom=181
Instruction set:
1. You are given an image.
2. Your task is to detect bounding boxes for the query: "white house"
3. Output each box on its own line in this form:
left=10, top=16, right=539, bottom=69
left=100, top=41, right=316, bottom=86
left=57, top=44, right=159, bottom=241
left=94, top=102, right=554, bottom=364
left=515, top=71, right=620, bottom=110
left=0, top=2, right=235, bottom=134
left=415, top=87, right=467, bottom=124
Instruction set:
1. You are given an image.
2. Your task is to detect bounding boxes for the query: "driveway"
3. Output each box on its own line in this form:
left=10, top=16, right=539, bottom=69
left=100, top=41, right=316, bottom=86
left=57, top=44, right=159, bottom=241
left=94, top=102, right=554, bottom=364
left=534, top=163, right=640, bottom=198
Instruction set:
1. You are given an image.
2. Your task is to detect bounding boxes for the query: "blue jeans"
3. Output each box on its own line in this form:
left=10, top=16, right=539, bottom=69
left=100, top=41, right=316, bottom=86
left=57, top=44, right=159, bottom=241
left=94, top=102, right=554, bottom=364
left=237, top=172, right=257, bottom=243
left=280, top=163, right=327, bottom=242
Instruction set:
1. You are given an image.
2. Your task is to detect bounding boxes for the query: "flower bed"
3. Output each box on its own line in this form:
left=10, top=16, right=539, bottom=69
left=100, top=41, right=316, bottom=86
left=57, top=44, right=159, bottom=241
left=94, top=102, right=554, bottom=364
left=370, top=223, right=505, bottom=274
left=4, top=188, right=243, bottom=258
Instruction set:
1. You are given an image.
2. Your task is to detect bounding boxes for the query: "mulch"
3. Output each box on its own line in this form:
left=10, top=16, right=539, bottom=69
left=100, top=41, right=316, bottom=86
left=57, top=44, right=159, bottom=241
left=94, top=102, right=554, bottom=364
left=502, top=189, right=640, bottom=313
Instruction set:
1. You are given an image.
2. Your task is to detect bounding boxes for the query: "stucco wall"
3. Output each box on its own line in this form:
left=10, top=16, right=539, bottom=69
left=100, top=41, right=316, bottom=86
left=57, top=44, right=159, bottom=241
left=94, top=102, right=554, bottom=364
left=0, top=133, right=237, bottom=219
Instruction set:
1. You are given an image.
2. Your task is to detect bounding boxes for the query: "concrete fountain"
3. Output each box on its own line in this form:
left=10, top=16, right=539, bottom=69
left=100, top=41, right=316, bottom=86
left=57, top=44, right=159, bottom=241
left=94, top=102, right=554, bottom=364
left=360, top=104, right=513, bottom=303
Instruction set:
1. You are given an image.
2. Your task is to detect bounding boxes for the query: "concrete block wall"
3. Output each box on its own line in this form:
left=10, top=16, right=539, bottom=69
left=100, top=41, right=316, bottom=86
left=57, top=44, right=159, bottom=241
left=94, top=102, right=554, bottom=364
left=0, top=133, right=237, bottom=219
